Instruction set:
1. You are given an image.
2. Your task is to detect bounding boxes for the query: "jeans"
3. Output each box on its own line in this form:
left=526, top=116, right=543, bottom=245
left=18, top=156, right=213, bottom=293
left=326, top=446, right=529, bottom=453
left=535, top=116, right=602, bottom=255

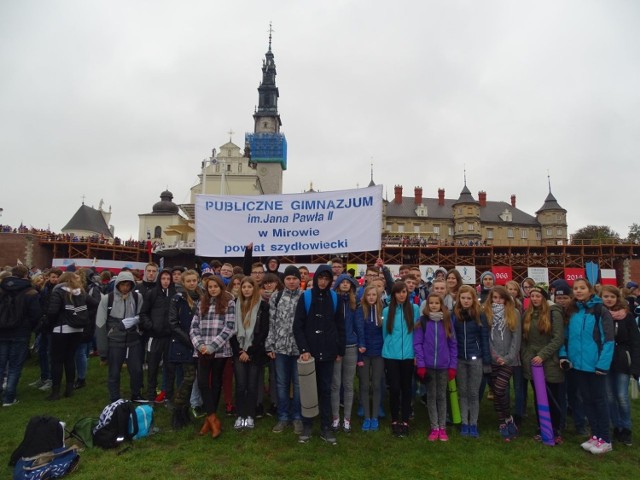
left=274, top=353, right=301, bottom=421
left=107, top=342, right=143, bottom=402
left=574, top=370, right=610, bottom=442
left=566, top=369, right=586, bottom=430
left=36, top=332, right=51, bottom=381
left=606, top=372, right=632, bottom=430
left=0, top=337, right=28, bottom=404
left=146, top=337, right=170, bottom=400
left=302, top=360, right=334, bottom=431
left=75, top=341, right=91, bottom=381
left=234, top=360, right=260, bottom=418
left=331, top=345, right=357, bottom=420
left=457, top=358, right=483, bottom=425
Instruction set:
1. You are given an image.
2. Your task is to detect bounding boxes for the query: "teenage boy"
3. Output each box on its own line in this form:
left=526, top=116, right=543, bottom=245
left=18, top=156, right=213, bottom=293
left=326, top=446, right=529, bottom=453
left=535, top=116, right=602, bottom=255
left=266, top=266, right=304, bottom=434
left=293, top=265, right=345, bottom=444
left=96, top=271, right=146, bottom=402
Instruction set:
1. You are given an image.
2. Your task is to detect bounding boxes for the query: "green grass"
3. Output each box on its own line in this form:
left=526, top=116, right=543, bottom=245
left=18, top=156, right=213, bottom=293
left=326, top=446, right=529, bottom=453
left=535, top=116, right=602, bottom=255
left=2, top=355, right=639, bottom=480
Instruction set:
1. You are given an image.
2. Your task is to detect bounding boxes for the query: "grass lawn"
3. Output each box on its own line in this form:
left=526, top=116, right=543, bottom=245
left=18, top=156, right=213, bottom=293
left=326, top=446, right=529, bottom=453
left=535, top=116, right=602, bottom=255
left=2, top=355, right=639, bottom=480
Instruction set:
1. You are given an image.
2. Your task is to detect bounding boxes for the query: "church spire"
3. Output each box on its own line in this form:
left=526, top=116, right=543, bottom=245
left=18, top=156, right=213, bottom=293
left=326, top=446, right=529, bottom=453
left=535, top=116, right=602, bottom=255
left=254, top=23, right=281, bottom=130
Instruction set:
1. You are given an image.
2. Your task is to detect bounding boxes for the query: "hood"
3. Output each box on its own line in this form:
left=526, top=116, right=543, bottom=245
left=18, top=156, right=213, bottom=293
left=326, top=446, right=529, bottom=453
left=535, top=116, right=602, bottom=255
left=266, top=256, right=280, bottom=273
left=157, top=268, right=174, bottom=288
left=521, top=277, right=535, bottom=290
left=114, top=271, right=136, bottom=290
left=0, top=276, right=32, bottom=293
left=333, top=273, right=358, bottom=292
left=313, top=265, right=333, bottom=291
left=581, top=294, right=603, bottom=309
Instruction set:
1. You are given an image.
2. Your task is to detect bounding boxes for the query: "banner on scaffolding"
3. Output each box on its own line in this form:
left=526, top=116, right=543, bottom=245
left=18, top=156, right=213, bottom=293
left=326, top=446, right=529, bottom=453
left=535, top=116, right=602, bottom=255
left=564, top=268, right=586, bottom=286
left=195, top=185, right=383, bottom=257
left=491, top=267, right=512, bottom=286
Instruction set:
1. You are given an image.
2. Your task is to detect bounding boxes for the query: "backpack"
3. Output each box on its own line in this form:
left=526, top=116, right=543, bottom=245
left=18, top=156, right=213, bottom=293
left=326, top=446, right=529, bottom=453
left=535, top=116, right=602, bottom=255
left=68, top=417, right=99, bottom=449
left=9, top=416, right=65, bottom=467
left=0, top=290, right=24, bottom=330
left=13, top=446, right=80, bottom=480
left=129, top=404, right=153, bottom=440
left=303, top=289, right=338, bottom=313
left=63, top=292, right=89, bottom=329
left=92, top=400, right=139, bottom=449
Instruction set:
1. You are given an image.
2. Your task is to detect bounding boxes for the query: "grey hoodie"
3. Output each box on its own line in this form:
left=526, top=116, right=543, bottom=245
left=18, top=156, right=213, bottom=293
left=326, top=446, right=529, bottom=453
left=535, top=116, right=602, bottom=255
left=95, top=271, right=143, bottom=355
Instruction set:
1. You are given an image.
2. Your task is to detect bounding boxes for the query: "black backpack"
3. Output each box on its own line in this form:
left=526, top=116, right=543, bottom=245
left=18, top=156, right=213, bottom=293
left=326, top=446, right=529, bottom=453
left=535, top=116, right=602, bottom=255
left=93, top=400, right=139, bottom=449
left=0, top=290, right=23, bottom=330
left=9, top=415, right=64, bottom=466
left=63, top=292, right=89, bottom=329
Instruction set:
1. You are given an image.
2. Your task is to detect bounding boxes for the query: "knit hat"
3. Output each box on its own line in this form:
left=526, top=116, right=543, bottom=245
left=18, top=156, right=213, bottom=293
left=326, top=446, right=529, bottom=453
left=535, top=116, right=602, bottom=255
left=66, top=263, right=77, bottom=273
left=529, top=283, right=549, bottom=299
left=283, top=265, right=301, bottom=281
left=200, top=262, right=214, bottom=278
left=480, top=271, right=495, bottom=284
left=551, top=279, right=571, bottom=297
left=626, top=281, right=639, bottom=290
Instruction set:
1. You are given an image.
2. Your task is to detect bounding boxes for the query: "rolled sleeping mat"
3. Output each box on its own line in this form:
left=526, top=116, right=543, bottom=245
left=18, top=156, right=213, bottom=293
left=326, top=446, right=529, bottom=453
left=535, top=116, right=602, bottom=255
left=297, top=357, right=319, bottom=418
left=531, top=363, right=555, bottom=446
left=447, top=379, right=461, bottom=424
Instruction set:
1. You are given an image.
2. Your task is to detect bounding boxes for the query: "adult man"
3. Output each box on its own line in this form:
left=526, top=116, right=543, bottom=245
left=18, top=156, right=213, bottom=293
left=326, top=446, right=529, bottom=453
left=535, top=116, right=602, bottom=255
left=136, top=262, right=159, bottom=297
left=330, top=258, right=344, bottom=281
left=0, top=265, right=41, bottom=406
left=266, top=266, right=304, bottom=435
left=96, top=271, right=146, bottom=402
left=219, top=263, right=234, bottom=285
left=293, top=265, right=345, bottom=444
left=171, top=266, right=185, bottom=286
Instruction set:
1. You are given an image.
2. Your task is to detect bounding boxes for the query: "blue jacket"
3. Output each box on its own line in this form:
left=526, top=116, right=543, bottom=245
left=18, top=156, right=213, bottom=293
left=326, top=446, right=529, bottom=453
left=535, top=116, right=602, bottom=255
left=414, top=316, right=458, bottom=370
left=559, top=295, right=614, bottom=374
left=356, top=304, right=383, bottom=357
left=334, top=274, right=364, bottom=347
left=382, top=303, right=420, bottom=360
left=453, top=311, right=491, bottom=365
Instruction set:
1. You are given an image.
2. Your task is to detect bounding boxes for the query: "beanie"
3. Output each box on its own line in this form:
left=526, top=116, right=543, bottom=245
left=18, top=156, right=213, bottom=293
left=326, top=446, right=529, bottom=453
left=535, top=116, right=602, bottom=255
left=283, top=265, right=301, bottom=281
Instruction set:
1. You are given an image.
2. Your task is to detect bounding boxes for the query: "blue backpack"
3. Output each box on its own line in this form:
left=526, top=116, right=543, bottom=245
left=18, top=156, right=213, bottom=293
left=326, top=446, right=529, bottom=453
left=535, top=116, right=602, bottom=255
left=302, top=289, right=338, bottom=313
left=129, top=405, right=153, bottom=440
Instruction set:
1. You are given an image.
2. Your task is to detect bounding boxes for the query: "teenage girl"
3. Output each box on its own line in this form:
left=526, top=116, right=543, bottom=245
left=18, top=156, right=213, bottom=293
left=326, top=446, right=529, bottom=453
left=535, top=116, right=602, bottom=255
left=331, top=274, right=363, bottom=433
left=452, top=285, right=490, bottom=438
left=600, top=285, right=640, bottom=446
left=223, top=273, right=244, bottom=414
left=382, top=281, right=420, bottom=437
left=520, top=285, right=564, bottom=444
left=167, top=269, right=202, bottom=429
left=190, top=275, right=236, bottom=439
left=505, top=279, right=527, bottom=425
left=414, top=293, right=457, bottom=441
left=444, top=269, right=463, bottom=312
left=484, top=286, right=521, bottom=440
left=230, top=277, right=270, bottom=430
left=356, top=285, right=384, bottom=431
left=559, top=278, right=614, bottom=454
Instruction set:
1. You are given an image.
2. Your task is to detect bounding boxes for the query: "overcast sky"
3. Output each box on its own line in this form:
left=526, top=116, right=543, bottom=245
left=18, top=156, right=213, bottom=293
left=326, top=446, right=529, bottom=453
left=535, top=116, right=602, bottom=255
left=1, top=1, right=638, bottom=240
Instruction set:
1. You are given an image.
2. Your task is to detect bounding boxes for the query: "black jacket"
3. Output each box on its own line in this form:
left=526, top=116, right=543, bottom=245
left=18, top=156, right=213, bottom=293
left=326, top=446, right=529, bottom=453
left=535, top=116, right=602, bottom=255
left=230, top=300, right=270, bottom=365
left=293, top=265, right=345, bottom=362
left=140, top=284, right=176, bottom=338
left=0, top=276, right=41, bottom=338
left=610, top=311, right=640, bottom=378
left=168, top=286, right=200, bottom=363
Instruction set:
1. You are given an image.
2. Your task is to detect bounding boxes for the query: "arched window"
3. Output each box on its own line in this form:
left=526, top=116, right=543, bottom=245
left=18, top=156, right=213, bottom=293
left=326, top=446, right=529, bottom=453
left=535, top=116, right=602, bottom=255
left=154, top=226, right=162, bottom=238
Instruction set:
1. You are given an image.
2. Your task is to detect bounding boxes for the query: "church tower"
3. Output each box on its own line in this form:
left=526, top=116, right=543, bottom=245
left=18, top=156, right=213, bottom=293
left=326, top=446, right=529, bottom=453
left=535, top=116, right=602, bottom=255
left=245, top=25, right=287, bottom=194
left=536, top=178, right=568, bottom=245
left=452, top=182, right=482, bottom=243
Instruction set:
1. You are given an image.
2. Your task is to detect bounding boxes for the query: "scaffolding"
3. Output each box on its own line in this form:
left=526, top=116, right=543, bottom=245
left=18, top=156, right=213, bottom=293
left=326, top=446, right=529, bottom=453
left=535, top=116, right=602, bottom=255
left=245, top=132, right=287, bottom=169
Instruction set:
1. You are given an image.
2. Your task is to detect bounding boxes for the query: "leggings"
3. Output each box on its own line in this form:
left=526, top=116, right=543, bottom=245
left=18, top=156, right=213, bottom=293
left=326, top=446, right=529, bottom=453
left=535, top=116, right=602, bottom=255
left=197, top=356, right=228, bottom=415
left=384, top=358, right=414, bottom=423
left=490, top=364, right=513, bottom=423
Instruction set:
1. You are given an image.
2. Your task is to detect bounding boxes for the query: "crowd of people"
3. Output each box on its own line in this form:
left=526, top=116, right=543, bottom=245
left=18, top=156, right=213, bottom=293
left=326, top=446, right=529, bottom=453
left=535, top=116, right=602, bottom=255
left=1, top=251, right=639, bottom=455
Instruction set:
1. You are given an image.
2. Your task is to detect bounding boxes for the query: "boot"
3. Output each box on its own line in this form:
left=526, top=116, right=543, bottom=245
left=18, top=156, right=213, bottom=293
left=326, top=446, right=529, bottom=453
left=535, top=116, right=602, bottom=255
left=64, top=383, right=74, bottom=398
left=199, top=415, right=212, bottom=435
left=46, top=386, right=61, bottom=401
left=209, top=413, right=222, bottom=439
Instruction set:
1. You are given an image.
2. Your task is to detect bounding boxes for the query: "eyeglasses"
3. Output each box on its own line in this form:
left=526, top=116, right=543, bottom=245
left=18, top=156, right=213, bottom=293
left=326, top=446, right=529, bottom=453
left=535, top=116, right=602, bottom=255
left=251, top=271, right=264, bottom=275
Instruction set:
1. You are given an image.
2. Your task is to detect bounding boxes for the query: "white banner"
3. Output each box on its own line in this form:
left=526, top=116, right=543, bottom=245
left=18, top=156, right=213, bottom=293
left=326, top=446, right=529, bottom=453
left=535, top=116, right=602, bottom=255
left=456, top=266, right=476, bottom=285
left=528, top=267, right=549, bottom=285
left=195, top=186, right=383, bottom=257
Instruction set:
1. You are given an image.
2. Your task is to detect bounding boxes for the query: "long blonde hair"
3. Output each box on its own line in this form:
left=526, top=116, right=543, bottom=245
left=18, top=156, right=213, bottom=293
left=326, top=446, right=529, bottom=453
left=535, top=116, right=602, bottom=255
left=522, top=293, right=551, bottom=340
left=362, top=285, right=382, bottom=327
left=483, top=286, right=518, bottom=332
left=239, top=277, right=261, bottom=329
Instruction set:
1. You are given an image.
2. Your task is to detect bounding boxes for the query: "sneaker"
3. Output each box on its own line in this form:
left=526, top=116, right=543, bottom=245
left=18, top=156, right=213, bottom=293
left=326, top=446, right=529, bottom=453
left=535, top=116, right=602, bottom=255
left=131, top=395, right=150, bottom=403
left=267, top=403, right=277, bottom=417
left=343, top=419, right=352, bottom=433
left=499, top=424, right=511, bottom=442
left=38, top=380, right=52, bottom=391
left=245, top=417, right=255, bottom=429
left=581, top=436, right=599, bottom=451
left=272, top=420, right=288, bottom=433
left=370, top=418, right=379, bottom=431
left=589, top=438, right=612, bottom=455
left=293, top=419, right=304, bottom=435
left=298, top=425, right=312, bottom=443
left=2, top=399, right=19, bottom=407
left=225, top=403, right=236, bottom=416
left=29, top=379, right=45, bottom=388
left=191, top=405, right=206, bottom=418
left=154, top=390, right=166, bottom=403
left=362, top=418, right=371, bottom=432
left=469, top=425, right=479, bottom=438
left=619, top=428, right=632, bottom=446
left=320, top=429, right=337, bottom=445
left=234, top=417, right=245, bottom=430
left=255, top=404, right=265, bottom=419
left=439, top=428, right=449, bottom=442
left=331, top=418, right=340, bottom=432
left=428, top=428, right=439, bottom=441
left=460, top=424, right=469, bottom=437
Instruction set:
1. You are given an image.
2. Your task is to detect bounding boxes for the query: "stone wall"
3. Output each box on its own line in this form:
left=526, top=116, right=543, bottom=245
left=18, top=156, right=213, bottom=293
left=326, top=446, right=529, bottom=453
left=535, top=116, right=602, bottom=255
left=0, top=234, right=52, bottom=269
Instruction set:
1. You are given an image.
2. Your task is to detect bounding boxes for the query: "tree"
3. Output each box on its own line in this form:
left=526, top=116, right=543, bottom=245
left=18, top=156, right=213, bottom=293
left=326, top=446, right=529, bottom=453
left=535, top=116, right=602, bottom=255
left=571, top=225, right=620, bottom=245
left=627, top=223, right=640, bottom=244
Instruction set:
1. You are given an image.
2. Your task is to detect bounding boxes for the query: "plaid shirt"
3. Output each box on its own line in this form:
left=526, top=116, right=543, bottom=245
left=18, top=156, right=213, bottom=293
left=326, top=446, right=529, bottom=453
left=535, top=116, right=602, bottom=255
left=189, top=298, right=236, bottom=358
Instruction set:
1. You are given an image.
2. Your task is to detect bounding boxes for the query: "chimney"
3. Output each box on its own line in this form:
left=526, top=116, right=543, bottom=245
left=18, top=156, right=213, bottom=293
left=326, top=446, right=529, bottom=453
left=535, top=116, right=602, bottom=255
left=394, top=185, right=403, bottom=204
left=510, top=194, right=516, bottom=207
left=478, top=191, right=487, bottom=207
left=414, top=186, right=423, bottom=205
left=438, top=188, right=445, bottom=206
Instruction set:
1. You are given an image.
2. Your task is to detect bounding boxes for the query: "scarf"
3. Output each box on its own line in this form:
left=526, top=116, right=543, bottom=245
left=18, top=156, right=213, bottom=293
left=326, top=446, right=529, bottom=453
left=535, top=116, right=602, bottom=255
left=491, top=303, right=506, bottom=340
left=428, top=312, right=444, bottom=322
left=609, top=308, right=627, bottom=321
left=236, top=300, right=260, bottom=351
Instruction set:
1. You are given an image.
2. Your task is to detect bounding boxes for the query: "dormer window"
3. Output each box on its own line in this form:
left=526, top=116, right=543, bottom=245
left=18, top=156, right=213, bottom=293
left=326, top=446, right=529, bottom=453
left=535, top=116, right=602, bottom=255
left=415, top=205, right=428, bottom=217
left=499, top=209, right=512, bottom=222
